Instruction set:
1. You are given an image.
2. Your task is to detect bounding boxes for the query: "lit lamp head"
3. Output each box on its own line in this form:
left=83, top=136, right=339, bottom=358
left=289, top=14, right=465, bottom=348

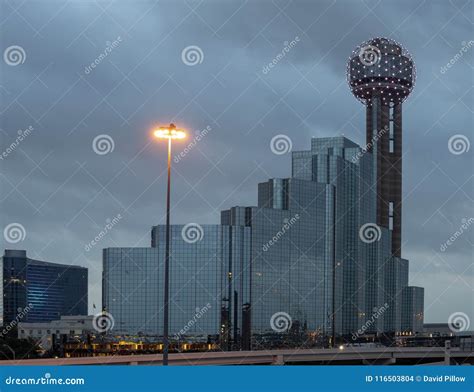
left=153, top=123, right=186, bottom=140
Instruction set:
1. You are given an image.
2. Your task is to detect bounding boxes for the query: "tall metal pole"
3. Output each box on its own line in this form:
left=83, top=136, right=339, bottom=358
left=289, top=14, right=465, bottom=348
left=163, top=137, right=172, bottom=366
left=331, top=190, right=336, bottom=348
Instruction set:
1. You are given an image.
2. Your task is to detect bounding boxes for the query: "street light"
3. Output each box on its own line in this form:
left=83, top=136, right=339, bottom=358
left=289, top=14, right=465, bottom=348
left=153, top=123, right=186, bottom=366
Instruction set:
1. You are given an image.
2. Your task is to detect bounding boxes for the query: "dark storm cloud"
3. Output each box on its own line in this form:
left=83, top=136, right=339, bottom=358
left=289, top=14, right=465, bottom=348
left=0, top=0, right=472, bottom=322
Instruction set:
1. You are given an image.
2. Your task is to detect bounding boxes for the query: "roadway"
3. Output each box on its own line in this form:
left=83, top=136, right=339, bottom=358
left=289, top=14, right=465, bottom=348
left=1, top=346, right=473, bottom=366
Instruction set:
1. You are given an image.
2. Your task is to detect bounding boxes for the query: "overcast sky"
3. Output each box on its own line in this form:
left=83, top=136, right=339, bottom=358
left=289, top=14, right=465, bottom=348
left=1, top=0, right=472, bottom=324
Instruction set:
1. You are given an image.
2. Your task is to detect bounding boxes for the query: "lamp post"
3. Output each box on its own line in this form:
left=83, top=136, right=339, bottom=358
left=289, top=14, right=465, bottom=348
left=153, top=123, right=186, bottom=366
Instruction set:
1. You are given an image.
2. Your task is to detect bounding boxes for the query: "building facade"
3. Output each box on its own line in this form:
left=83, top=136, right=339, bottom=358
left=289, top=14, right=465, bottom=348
left=2, top=250, right=88, bottom=324
left=221, top=136, right=419, bottom=343
left=18, top=315, right=94, bottom=351
left=103, top=225, right=250, bottom=347
left=102, top=135, right=424, bottom=349
left=102, top=247, right=161, bottom=336
left=401, top=286, right=425, bottom=334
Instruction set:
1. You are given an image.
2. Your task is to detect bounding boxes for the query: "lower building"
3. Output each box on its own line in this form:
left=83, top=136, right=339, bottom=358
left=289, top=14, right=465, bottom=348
left=103, top=224, right=250, bottom=348
left=401, top=286, right=425, bottom=334
left=2, top=250, right=88, bottom=324
left=102, top=247, right=161, bottom=336
left=18, top=315, right=94, bottom=350
left=423, top=323, right=456, bottom=337
left=383, top=257, right=409, bottom=334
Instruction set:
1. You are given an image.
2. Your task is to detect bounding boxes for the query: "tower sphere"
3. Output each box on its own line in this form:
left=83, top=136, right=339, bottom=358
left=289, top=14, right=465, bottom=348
left=346, top=37, right=415, bottom=105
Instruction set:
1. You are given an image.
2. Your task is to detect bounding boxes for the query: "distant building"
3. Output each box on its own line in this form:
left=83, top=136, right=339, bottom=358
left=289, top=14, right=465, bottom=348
left=384, top=257, right=409, bottom=333
left=401, top=286, right=425, bottom=334
left=102, top=247, right=161, bottom=336
left=18, top=315, right=94, bottom=350
left=2, top=250, right=88, bottom=324
left=423, top=323, right=455, bottom=337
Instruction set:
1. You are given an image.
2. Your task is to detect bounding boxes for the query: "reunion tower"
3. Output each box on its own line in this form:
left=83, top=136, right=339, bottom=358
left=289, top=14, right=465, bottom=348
left=347, top=37, right=416, bottom=256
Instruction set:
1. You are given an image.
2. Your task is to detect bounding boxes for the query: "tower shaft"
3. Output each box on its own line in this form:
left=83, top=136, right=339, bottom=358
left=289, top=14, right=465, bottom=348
left=366, top=97, right=402, bottom=257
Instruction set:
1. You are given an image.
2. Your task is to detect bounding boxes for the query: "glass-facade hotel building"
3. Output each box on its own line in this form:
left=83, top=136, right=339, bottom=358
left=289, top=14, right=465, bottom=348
left=2, top=249, right=88, bottom=324
left=102, top=135, right=424, bottom=349
left=103, top=225, right=250, bottom=348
